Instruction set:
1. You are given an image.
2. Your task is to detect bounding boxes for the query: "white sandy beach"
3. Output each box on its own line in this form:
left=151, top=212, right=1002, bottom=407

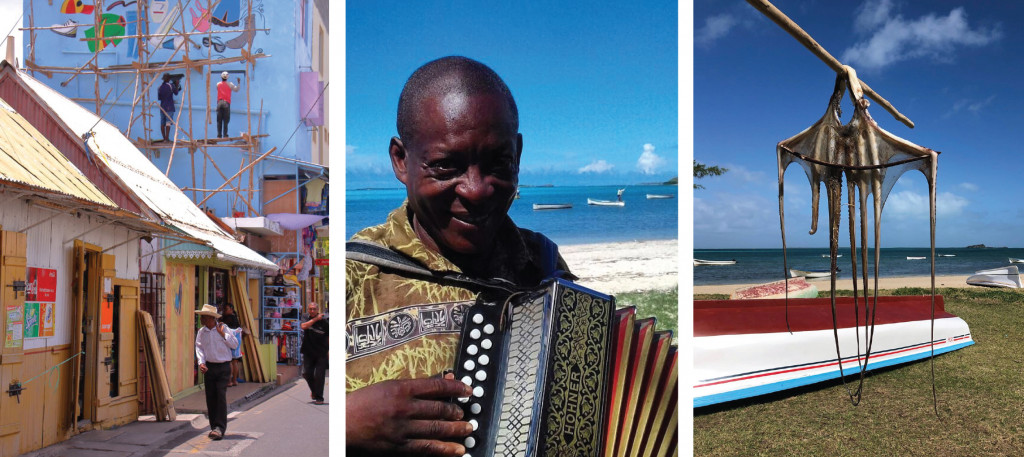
left=693, top=274, right=972, bottom=296
left=560, top=239, right=678, bottom=294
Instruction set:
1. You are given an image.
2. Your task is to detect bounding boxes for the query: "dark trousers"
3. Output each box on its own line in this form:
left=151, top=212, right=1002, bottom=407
left=216, top=100, right=230, bottom=137
left=302, top=352, right=328, bottom=401
left=204, top=361, right=231, bottom=432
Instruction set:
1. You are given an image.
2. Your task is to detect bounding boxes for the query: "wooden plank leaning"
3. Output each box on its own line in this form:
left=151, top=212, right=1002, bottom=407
left=138, top=310, right=177, bottom=421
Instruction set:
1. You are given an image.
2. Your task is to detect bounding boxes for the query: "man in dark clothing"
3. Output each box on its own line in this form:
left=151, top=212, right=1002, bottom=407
left=300, top=302, right=328, bottom=404
left=157, top=73, right=181, bottom=142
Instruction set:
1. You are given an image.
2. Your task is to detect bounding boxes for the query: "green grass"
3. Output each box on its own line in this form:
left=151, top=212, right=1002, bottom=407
left=617, top=287, right=678, bottom=340
left=694, top=287, right=1024, bottom=456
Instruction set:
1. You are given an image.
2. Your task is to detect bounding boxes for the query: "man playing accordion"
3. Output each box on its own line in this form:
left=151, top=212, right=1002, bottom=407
left=346, top=56, right=573, bottom=456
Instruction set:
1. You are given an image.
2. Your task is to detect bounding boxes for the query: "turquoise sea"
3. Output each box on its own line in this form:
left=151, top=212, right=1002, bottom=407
left=346, top=185, right=679, bottom=245
left=694, top=247, right=1024, bottom=285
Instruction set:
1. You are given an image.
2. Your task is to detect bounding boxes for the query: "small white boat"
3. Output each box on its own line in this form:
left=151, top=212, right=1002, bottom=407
left=587, top=198, right=625, bottom=207
left=646, top=194, right=674, bottom=199
left=789, top=268, right=835, bottom=279
left=694, top=259, right=736, bottom=266
left=966, top=266, right=1023, bottom=289
left=532, top=203, right=572, bottom=210
left=1009, top=258, right=1024, bottom=264
left=821, top=254, right=842, bottom=258
left=938, top=254, right=956, bottom=257
left=907, top=256, right=926, bottom=260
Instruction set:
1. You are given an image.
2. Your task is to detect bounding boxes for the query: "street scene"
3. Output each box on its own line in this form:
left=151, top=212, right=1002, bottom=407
left=0, top=0, right=330, bottom=455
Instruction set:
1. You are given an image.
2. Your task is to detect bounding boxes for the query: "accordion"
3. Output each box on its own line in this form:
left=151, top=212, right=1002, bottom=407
left=452, top=278, right=678, bottom=456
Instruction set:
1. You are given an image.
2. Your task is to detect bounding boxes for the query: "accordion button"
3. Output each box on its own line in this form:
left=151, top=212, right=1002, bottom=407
left=469, top=419, right=479, bottom=431
left=483, top=324, right=495, bottom=334
left=473, top=313, right=484, bottom=324
left=470, top=329, right=481, bottom=339
left=475, top=370, right=487, bottom=381
left=481, top=339, right=492, bottom=349
left=473, top=386, right=484, bottom=397
left=467, top=344, right=479, bottom=355
left=464, top=360, right=476, bottom=371
left=461, top=376, right=472, bottom=386
left=471, top=403, right=482, bottom=414
left=478, top=354, right=490, bottom=365
left=458, top=396, right=469, bottom=403
left=465, top=436, right=476, bottom=448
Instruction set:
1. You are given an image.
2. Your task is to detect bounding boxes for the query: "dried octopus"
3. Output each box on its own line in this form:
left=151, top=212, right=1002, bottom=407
left=777, top=66, right=940, bottom=408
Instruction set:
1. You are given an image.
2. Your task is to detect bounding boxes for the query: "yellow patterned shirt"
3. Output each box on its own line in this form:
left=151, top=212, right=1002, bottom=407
left=345, top=202, right=571, bottom=392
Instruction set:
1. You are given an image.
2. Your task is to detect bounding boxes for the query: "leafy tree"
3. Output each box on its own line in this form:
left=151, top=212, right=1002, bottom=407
left=694, top=160, right=727, bottom=189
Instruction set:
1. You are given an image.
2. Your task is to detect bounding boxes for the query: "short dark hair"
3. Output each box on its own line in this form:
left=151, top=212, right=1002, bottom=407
left=396, top=56, right=518, bottom=144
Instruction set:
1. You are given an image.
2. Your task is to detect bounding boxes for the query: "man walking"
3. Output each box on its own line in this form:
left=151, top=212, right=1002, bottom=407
left=216, top=71, right=240, bottom=138
left=299, top=302, right=328, bottom=404
left=195, top=304, right=238, bottom=440
left=157, top=73, right=181, bottom=142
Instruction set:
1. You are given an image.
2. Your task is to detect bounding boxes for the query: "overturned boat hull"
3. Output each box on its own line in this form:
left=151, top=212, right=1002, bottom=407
left=966, top=266, right=1022, bottom=288
left=694, top=295, right=973, bottom=407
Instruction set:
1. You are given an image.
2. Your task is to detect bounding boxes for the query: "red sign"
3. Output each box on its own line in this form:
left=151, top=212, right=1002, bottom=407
left=100, top=297, right=113, bottom=333
left=26, top=268, right=57, bottom=302
left=314, top=258, right=328, bottom=266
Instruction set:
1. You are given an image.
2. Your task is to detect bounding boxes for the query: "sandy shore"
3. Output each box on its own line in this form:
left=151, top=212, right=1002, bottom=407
left=693, top=274, right=972, bottom=296
left=560, top=239, right=678, bottom=294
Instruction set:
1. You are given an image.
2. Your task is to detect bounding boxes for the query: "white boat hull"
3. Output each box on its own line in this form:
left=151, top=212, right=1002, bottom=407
left=587, top=198, right=624, bottom=207
left=966, top=266, right=1022, bottom=288
left=646, top=194, right=673, bottom=199
left=694, top=259, right=736, bottom=266
left=789, top=269, right=831, bottom=279
left=532, top=203, right=572, bottom=210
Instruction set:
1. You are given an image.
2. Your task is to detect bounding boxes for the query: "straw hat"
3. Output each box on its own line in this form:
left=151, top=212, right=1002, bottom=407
left=196, top=304, right=221, bottom=319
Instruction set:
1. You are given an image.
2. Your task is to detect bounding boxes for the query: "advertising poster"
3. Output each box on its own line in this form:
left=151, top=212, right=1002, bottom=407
left=100, top=296, right=113, bottom=333
left=26, top=267, right=57, bottom=302
left=41, top=303, right=55, bottom=337
left=5, top=305, right=22, bottom=349
left=23, top=303, right=39, bottom=339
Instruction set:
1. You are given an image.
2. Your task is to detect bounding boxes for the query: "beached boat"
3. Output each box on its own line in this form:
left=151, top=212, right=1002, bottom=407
left=532, top=203, right=572, bottom=210
left=789, top=268, right=834, bottom=279
left=966, top=266, right=1023, bottom=288
left=907, top=256, right=926, bottom=260
left=694, top=259, right=736, bottom=266
left=646, top=194, right=674, bottom=199
left=730, top=277, right=817, bottom=300
left=694, top=295, right=974, bottom=407
left=587, top=198, right=625, bottom=207
left=1009, top=258, right=1024, bottom=264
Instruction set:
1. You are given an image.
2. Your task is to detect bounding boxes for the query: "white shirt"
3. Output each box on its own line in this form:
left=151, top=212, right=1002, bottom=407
left=195, top=324, right=239, bottom=365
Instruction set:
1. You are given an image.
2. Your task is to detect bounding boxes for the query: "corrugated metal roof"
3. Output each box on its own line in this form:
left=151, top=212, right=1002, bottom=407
left=0, top=97, right=117, bottom=207
left=19, top=73, right=277, bottom=271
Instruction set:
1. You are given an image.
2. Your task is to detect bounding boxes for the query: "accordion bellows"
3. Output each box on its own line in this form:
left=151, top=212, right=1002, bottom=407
left=452, top=279, right=678, bottom=456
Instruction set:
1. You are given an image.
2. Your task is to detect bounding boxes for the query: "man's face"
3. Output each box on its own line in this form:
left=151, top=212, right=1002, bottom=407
left=392, top=91, right=522, bottom=255
left=201, top=315, right=216, bottom=328
left=308, top=304, right=319, bottom=318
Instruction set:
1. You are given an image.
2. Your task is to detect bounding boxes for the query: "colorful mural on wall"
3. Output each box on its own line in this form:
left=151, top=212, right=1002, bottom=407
left=44, top=0, right=267, bottom=56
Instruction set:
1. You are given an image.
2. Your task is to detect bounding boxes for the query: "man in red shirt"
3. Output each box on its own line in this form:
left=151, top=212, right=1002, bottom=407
left=216, top=71, right=240, bottom=138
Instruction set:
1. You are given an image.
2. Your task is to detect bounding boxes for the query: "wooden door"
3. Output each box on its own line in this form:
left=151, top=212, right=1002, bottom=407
left=0, top=230, right=26, bottom=455
left=94, top=254, right=116, bottom=413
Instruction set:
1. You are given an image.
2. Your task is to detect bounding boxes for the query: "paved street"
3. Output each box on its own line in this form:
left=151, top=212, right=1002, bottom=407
left=150, top=376, right=330, bottom=457
left=21, top=376, right=329, bottom=457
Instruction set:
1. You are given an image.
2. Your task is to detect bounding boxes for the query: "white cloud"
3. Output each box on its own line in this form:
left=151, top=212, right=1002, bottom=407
left=958, top=182, right=978, bottom=192
left=723, top=164, right=767, bottom=184
left=636, top=144, right=666, bottom=175
left=578, top=160, right=614, bottom=174
left=943, top=95, right=996, bottom=118
left=884, top=190, right=969, bottom=219
left=695, top=14, right=738, bottom=46
left=842, top=3, right=1001, bottom=71
left=346, top=145, right=357, bottom=155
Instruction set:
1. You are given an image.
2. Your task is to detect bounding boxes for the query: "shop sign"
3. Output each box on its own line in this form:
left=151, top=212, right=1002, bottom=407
left=5, top=305, right=22, bottom=348
left=26, top=267, right=57, bottom=302
left=315, top=258, right=328, bottom=266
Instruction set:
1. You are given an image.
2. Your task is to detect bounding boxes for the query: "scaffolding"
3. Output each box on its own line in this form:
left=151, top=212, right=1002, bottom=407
left=21, top=0, right=272, bottom=216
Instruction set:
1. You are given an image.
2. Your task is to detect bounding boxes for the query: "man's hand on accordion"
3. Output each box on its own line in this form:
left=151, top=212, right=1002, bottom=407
left=346, top=375, right=475, bottom=456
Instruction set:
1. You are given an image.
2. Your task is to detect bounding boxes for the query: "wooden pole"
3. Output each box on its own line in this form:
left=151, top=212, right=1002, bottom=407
left=745, top=0, right=915, bottom=128
left=198, top=147, right=277, bottom=207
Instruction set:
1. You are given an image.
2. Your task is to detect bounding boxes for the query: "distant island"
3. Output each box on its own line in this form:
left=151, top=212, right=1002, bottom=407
left=966, top=244, right=1008, bottom=249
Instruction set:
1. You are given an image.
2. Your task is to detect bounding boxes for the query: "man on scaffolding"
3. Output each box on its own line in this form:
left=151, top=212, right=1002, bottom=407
left=157, top=73, right=181, bottom=142
left=216, top=71, right=241, bottom=139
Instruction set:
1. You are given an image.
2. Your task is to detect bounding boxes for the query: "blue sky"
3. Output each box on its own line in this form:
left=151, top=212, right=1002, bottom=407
left=346, top=1, right=678, bottom=190
left=694, top=0, right=1023, bottom=249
